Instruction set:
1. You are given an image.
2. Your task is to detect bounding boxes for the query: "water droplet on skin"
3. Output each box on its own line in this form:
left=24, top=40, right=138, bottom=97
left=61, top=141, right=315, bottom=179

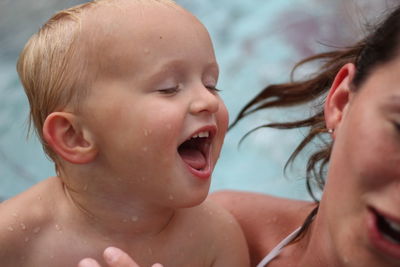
left=144, top=48, right=150, bottom=54
left=168, top=194, right=174, bottom=200
left=7, top=226, right=14, bottom=232
left=55, top=224, right=62, bottom=232
left=143, top=129, right=153, bottom=136
left=12, top=212, right=18, bottom=218
left=24, top=237, right=30, bottom=242
left=189, top=232, right=193, bottom=238
left=148, top=247, right=153, bottom=255
left=122, top=219, right=128, bottom=223
left=131, top=216, right=139, bottom=222
left=20, top=223, right=27, bottom=231
left=142, top=147, right=148, bottom=152
left=83, top=185, right=88, bottom=191
left=33, top=227, right=41, bottom=234
left=37, top=195, right=42, bottom=201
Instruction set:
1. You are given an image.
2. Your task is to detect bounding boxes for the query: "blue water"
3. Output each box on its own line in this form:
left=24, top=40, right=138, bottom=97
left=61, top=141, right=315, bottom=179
left=0, top=0, right=394, bottom=201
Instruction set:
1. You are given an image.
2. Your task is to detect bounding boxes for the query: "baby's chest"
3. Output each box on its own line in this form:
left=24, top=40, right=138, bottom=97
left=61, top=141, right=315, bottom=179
left=20, top=230, right=104, bottom=267
left=126, top=231, right=217, bottom=267
left=23, top=230, right=216, bottom=267
left=135, top=246, right=214, bottom=267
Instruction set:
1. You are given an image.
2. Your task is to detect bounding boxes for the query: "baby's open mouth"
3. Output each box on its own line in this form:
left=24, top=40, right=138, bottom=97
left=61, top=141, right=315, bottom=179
left=178, top=131, right=211, bottom=171
left=375, top=209, right=400, bottom=245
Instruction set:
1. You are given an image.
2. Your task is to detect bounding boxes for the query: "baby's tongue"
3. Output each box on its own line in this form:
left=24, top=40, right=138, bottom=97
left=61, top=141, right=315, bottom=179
left=179, top=147, right=206, bottom=170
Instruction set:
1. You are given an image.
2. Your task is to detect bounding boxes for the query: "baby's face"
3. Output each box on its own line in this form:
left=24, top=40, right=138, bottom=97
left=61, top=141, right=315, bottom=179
left=78, top=2, right=229, bottom=207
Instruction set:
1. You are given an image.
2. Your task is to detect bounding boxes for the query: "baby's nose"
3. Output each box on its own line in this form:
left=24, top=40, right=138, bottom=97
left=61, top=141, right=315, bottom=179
left=189, top=87, right=220, bottom=114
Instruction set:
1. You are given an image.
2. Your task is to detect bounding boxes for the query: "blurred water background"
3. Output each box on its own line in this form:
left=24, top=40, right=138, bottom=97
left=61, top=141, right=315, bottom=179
left=0, top=0, right=397, bottom=201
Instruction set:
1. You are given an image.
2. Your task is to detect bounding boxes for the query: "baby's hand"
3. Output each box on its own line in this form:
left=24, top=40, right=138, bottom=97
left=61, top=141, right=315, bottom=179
left=78, top=247, right=163, bottom=267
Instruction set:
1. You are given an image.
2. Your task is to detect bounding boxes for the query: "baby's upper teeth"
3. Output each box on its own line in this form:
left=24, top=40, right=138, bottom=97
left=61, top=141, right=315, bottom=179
left=191, top=131, right=209, bottom=139
left=198, top=131, right=209, bottom=138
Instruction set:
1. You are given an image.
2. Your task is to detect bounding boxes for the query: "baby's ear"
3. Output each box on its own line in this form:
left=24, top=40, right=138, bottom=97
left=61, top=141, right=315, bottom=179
left=324, top=63, right=356, bottom=138
left=43, top=112, right=98, bottom=164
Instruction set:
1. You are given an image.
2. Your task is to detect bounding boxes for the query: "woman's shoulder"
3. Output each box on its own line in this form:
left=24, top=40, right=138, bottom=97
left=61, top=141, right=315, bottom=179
left=209, top=190, right=313, bottom=220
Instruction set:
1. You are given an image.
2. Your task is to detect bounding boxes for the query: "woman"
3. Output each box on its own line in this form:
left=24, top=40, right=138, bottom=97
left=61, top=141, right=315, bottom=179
left=80, top=4, right=400, bottom=267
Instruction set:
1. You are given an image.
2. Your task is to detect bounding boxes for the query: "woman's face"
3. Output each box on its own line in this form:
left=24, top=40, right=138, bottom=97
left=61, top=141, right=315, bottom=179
left=321, top=60, right=400, bottom=266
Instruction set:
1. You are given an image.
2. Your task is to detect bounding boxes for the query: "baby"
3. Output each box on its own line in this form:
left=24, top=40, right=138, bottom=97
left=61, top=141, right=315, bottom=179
left=0, top=0, right=249, bottom=266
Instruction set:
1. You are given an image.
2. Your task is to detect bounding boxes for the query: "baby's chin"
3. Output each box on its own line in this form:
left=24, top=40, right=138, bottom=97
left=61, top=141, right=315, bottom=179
left=167, top=188, right=211, bottom=210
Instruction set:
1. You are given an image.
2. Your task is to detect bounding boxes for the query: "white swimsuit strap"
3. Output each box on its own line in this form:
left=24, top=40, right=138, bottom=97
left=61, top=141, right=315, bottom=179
left=256, top=226, right=302, bottom=267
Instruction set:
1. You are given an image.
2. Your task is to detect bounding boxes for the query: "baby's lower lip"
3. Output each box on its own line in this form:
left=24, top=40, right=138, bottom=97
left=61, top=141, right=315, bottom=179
left=184, top=161, right=212, bottom=179
left=367, top=208, right=400, bottom=260
left=181, top=147, right=212, bottom=180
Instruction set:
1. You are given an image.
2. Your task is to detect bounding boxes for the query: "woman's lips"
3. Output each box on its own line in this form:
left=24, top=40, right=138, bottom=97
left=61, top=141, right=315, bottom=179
left=367, top=208, right=400, bottom=260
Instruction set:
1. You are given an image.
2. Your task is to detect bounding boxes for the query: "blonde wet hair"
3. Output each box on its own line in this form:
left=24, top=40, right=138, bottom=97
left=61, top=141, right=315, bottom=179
left=16, top=0, right=178, bottom=168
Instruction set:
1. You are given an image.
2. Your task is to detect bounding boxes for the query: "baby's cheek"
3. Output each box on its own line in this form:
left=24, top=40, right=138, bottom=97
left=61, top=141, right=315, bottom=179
left=144, top=126, right=178, bottom=154
left=218, top=104, right=229, bottom=130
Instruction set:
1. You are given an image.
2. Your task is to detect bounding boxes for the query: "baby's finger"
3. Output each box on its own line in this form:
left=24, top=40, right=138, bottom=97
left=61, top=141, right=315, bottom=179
left=103, top=247, right=140, bottom=267
left=78, top=258, right=102, bottom=267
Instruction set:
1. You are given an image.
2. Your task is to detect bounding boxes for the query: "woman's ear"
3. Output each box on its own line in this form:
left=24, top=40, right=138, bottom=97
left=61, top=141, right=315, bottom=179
left=324, top=63, right=356, bottom=138
left=43, top=112, right=98, bottom=164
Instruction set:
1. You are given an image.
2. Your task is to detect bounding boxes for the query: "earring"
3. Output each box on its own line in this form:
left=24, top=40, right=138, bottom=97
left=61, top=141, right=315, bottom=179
left=328, top=128, right=334, bottom=134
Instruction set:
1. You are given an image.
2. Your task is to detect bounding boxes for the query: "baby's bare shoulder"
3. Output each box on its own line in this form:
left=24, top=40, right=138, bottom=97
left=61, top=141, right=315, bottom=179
left=196, top=199, right=247, bottom=239
left=180, top=199, right=240, bottom=231
left=0, top=177, right=61, bottom=223
left=209, top=190, right=316, bottom=265
left=0, top=177, right=61, bottom=266
left=172, top=200, right=248, bottom=248
left=182, top=200, right=250, bottom=266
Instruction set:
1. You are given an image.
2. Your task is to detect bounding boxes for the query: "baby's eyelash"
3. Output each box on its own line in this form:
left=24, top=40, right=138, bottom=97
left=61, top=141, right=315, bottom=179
left=158, top=86, right=180, bottom=94
left=206, top=86, right=221, bottom=92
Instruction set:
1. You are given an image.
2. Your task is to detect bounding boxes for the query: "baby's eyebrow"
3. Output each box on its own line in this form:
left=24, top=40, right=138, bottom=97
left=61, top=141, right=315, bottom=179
left=148, top=60, right=184, bottom=77
left=147, top=60, right=219, bottom=80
